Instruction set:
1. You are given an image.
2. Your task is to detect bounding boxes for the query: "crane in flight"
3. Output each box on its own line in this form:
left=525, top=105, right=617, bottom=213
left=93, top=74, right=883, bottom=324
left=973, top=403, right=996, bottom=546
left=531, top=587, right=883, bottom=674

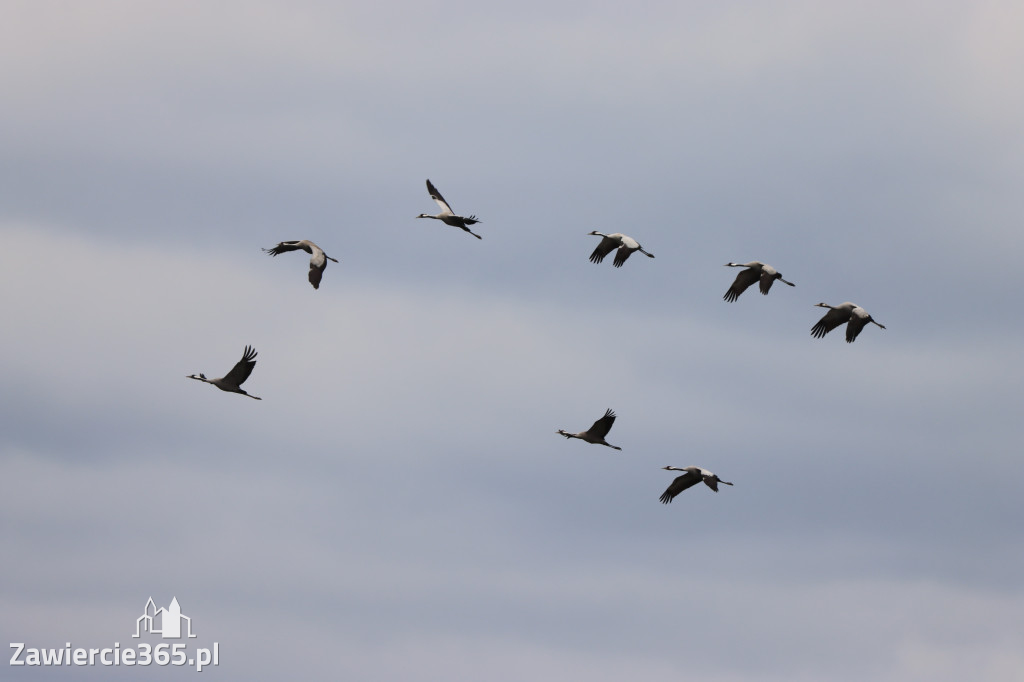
left=187, top=346, right=262, bottom=400
left=416, top=179, right=483, bottom=239
left=722, top=261, right=794, bottom=302
left=811, top=302, right=886, bottom=342
left=262, top=240, right=338, bottom=290
left=587, top=232, right=654, bottom=268
left=659, top=466, right=733, bottom=504
left=557, top=408, right=622, bottom=450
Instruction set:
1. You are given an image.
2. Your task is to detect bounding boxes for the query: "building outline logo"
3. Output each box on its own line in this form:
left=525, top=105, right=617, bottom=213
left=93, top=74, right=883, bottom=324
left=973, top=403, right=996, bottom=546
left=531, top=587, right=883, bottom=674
left=132, top=597, right=196, bottom=639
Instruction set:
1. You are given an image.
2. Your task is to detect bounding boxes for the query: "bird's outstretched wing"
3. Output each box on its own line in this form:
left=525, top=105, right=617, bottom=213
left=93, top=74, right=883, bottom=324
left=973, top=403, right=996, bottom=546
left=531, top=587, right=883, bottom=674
left=612, top=246, right=634, bottom=268
left=589, top=237, right=620, bottom=264
left=307, top=244, right=329, bottom=289
left=426, top=179, right=454, bottom=214
left=811, top=308, right=851, bottom=338
left=587, top=408, right=617, bottom=439
left=758, top=272, right=778, bottom=295
left=223, top=346, right=257, bottom=387
left=308, top=262, right=325, bottom=289
left=660, top=471, right=700, bottom=504
left=725, top=267, right=760, bottom=302
left=845, top=312, right=870, bottom=343
left=263, top=241, right=305, bottom=257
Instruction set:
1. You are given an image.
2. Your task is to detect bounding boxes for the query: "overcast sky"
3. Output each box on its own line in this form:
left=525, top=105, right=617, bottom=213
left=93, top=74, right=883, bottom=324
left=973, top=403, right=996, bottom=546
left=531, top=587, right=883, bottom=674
left=2, top=1, right=1023, bottom=680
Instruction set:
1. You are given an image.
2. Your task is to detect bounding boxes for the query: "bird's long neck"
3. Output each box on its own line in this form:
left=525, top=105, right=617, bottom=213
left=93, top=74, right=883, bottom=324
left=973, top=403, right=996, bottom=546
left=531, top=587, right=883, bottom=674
left=557, top=430, right=579, bottom=439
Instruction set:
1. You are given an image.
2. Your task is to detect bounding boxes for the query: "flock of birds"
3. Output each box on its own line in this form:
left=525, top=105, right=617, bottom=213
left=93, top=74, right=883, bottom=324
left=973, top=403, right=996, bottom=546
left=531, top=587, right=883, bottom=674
left=187, top=179, right=887, bottom=505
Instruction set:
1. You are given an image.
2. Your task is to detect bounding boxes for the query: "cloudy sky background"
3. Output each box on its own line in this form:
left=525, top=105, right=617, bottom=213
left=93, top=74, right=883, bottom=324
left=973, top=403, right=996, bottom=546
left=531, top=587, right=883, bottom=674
left=2, top=1, right=1022, bottom=680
